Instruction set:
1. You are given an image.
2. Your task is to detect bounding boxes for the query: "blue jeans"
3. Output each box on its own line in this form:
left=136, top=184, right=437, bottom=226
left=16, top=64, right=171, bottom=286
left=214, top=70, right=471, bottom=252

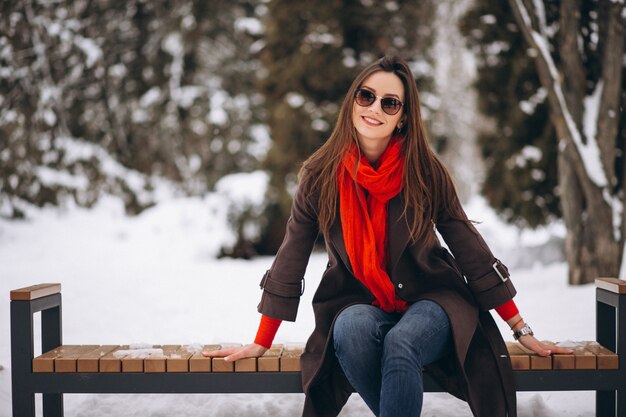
left=333, top=300, right=453, bottom=417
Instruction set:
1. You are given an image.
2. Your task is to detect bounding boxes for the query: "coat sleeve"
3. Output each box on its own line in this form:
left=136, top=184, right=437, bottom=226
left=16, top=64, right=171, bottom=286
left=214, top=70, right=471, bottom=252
left=436, top=193, right=517, bottom=311
left=257, top=174, right=319, bottom=321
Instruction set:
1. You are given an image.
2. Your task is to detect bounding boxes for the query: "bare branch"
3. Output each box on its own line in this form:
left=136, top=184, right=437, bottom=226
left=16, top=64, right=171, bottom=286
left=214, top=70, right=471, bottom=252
left=508, top=0, right=608, bottom=189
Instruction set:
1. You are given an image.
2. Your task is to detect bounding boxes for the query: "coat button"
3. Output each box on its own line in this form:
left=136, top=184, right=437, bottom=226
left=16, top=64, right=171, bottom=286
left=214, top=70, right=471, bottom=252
left=398, top=283, right=403, bottom=289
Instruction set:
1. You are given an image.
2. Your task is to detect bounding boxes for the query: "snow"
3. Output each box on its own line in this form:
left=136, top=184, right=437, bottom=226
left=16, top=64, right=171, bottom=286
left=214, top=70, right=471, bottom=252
left=514, top=145, right=543, bottom=168
left=35, top=166, right=89, bottom=190
left=74, top=35, right=102, bottom=68
left=234, top=17, right=264, bottom=36
left=162, top=32, right=203, bottom=110
left=113, top=348, right=164, bottom=359
left=215, top=171, right=268, bottom=208
left=286, top=92, right=306, bottom=108
left=521, top=145, right=542, bottom=162
left=0, top=186, right=605, bottom=416
left=622, top=245, right=626, bottom=279
left=52, top=136, right=155, bottom=206
left=603, top=188, right=624, bottom=241
left=480, top=14, right=496, bottom=25
left=209, top=90, right=229, bottom=126
left=582, top=80, right=604, bottom=158
left=139, top=87, right=163, bottom=108
left=247, top=124, right=271, bottom=159
left=519, top=87, right=547, bottom=115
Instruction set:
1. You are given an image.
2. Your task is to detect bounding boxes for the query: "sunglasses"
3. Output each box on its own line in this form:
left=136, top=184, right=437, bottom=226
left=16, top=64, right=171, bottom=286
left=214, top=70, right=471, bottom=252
left=354, top=88, right=403, bottom=115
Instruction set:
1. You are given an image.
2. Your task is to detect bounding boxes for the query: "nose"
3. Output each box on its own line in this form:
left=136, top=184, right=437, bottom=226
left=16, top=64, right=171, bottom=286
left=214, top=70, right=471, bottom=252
left=367, top=97, right=384, bottom=114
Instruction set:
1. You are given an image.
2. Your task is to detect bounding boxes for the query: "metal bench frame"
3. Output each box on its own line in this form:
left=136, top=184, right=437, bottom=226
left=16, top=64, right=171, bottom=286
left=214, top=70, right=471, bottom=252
left=11, top=282, right=626, bottom=416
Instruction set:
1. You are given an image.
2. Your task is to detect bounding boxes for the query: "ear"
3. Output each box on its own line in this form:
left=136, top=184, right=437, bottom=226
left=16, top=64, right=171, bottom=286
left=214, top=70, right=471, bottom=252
left=397, top=115, right=407, bottom=129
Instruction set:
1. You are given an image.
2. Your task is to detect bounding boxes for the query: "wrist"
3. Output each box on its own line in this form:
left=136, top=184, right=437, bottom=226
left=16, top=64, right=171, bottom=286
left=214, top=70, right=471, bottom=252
left=506, top=314, right=524, bottom=331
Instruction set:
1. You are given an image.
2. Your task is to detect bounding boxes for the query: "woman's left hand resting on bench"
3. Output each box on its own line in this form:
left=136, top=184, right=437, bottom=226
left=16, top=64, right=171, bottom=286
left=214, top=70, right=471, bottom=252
left=507, top=313, right=574, bottom=357
left=202, top=343, right=268, bottom=362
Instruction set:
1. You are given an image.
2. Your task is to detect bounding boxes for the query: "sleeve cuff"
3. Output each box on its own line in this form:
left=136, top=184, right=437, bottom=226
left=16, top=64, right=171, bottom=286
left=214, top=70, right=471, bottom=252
left=467, top=260, right=517, bottom=310
left=257, top=290, right=300, bottom=322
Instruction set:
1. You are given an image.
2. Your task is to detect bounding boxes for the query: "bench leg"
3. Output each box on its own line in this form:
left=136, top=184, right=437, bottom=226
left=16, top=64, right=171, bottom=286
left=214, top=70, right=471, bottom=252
left=597, top=390, right=616, bottom=416
left=43, top=393, right=64, bottom=417
left=12, top=389, right=35, bottom=417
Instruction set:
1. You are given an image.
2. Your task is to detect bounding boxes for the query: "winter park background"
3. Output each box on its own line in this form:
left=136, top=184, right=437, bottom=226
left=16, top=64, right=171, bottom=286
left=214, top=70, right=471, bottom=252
left=2, top=0, right=625, bottom=416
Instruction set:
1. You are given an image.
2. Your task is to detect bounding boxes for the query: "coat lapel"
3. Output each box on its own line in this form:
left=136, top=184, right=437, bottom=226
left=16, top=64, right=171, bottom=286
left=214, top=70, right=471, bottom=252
left=329, top=216, right=353, bottom=274
left=387, top=193, right=411, bottom=273
left=328, top=193, right=411, bottom=276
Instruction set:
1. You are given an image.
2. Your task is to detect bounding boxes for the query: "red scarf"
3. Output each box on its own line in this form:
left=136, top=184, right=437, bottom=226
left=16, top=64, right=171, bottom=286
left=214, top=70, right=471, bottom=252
left=338, top=136, right=408, bottom=313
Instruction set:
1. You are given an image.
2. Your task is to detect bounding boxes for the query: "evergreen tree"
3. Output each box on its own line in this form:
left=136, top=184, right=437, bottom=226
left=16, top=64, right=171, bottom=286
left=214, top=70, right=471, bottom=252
left=0, top=0, right=264, bottom=217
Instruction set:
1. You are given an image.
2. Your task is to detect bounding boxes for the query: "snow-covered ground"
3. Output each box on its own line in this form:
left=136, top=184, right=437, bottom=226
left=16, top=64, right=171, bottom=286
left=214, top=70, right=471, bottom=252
left=0, top=189, right=603, bottom=417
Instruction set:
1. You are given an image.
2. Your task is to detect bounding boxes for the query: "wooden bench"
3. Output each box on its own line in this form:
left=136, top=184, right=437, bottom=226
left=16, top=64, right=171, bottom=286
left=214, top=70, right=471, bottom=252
left=10, top=278, right=626, bottom=416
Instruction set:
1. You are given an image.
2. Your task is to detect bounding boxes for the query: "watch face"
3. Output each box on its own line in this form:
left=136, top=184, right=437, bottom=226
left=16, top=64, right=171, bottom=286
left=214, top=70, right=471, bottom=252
left=514, top=324, right=533, bottom=340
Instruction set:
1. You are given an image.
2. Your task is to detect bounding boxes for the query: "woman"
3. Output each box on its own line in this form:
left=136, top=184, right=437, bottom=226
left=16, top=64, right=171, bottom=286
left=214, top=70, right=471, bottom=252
left=205, top=55, right=571, bottom=417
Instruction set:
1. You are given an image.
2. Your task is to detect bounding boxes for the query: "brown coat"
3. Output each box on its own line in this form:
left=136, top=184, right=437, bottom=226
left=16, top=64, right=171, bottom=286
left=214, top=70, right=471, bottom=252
left=257, top=169, right=518, bottom=417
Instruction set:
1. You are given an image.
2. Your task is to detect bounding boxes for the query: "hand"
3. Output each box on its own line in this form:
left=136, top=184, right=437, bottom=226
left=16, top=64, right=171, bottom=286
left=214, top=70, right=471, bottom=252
left=202, top=343, right=268, bottom=362
left=518, top=335, right=574, bottom=357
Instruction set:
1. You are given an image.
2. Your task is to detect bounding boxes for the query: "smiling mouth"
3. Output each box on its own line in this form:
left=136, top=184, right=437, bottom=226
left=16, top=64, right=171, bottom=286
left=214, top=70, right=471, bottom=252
left=362, top=116, right=383, bottom=126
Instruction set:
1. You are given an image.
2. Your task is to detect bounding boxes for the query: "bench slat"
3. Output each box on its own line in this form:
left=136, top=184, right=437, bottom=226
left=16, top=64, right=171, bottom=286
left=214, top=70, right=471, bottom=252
left=281, top=345, right=304, bottom=372
left=99, top=346, right=127, bottom=372
left=145, top=345, right=180, bottom=373
left=31, top=342, right=617, bottom=373
left=512, top=342, right=553, bottom=370
left=235, top=357, right=257, bottom=372
left=122, top=352, right=146, bottom=373
left=258, top=344, right=283, bottom=372
left=78, top=345, right=119, bottom=372
left=11, top=283, right=61, bottom=301
left=595, top=277, right=626, bottom=294
left=189, top=345, right=220, bottom=372
left=505, top=342, right=530, bottom=370
left=56, top=345, right=100, bottom=373
left=583, top=341, right=619, bottom=369
left=572, top=346, right=597, bottom=369
left=212, top=344, right=241, bottom=372
left=167, top=346, right=195, bottom=373
left=33, top=346, right=69, bottom=373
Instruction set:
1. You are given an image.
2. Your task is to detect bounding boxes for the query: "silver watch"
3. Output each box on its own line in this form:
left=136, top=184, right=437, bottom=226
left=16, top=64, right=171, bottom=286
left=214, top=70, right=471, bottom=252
left=513, top=323, right=533, bottom=340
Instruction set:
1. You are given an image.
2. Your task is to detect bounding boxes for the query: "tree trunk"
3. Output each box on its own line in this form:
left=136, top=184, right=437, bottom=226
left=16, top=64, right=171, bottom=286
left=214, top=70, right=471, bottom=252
left=508, top=0, right=625, bottom=284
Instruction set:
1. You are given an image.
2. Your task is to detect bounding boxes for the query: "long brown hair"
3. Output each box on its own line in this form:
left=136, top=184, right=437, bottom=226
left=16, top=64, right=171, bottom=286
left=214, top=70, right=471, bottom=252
left=299, top=55, right=467, bottom=242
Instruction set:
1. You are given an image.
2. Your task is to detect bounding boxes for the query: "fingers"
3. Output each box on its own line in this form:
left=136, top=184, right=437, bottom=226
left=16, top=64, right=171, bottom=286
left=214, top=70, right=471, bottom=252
left=519, top=335, right=551, bottom=356
left=224, top=348, right=250, bottom=362
left=531, top=341, right=552, bottom=357
left=201, top=344, right=267, bottom=362
left=202, top=347, right=238, bottom=358
left=519, top=336, right=576, bottom=357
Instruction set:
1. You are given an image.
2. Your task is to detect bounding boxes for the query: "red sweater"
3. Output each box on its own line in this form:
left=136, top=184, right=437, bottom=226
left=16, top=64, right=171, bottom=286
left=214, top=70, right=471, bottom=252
left=254, top=299, right=519, bottom=349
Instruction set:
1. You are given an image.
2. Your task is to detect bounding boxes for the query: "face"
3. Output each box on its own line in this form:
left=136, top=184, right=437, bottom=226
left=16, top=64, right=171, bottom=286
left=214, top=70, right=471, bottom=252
left=351, top=71, right=405, bottom=148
